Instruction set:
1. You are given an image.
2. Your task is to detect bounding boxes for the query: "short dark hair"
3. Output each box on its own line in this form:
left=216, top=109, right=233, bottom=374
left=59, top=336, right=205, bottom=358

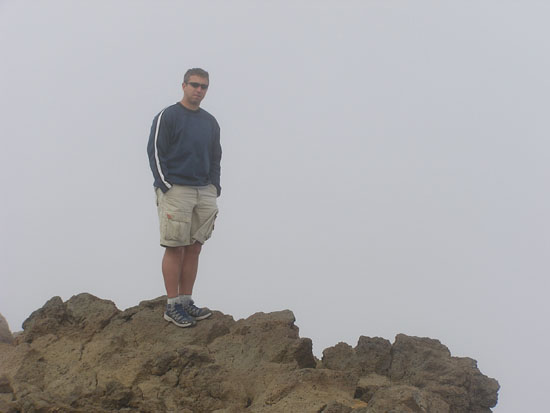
left=183, top=68, right=209, bottom=84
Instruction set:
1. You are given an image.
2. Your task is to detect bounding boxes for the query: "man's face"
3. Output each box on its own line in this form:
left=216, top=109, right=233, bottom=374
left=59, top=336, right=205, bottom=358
left=182, top=75, right=209, bottom=107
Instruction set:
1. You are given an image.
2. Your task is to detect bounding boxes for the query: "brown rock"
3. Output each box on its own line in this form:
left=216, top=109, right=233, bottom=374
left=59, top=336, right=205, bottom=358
left=0, top=375, right=13, bottom=394
left=355, top=336, right=392, bottom=375
left=322, top=336, right=391, bottom=375
left=0, top=294, right=500, bottom=413
left=322, top=341, right=355, bottom=370
left=0, top=313, right=13, bottom=344
left=0, top=399, right=18, bottom=413
left=321, top=401, right=353, bottom=413
left=20, top=294, right=119, bottom=344
left=365, top=384, right=450, bottom=413
left=389, top=334, right=500, bottom=412
left=353, top=373, right=390, bottom=403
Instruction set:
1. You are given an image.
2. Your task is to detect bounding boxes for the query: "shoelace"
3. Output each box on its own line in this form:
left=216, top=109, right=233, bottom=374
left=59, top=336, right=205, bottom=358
left=184, top=303, right=203, bottom=317
left=169, top=305, right=193, bottom=322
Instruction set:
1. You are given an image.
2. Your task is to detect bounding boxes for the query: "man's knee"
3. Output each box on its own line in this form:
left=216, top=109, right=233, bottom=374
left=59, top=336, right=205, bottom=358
left=164, top=246, right=184, bottom=256
left=184, top=242, right=202, bottom=255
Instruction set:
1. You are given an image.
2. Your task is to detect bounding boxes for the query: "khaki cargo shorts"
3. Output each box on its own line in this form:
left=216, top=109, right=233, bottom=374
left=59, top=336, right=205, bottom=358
left=156, top=184, right=219, bottom=247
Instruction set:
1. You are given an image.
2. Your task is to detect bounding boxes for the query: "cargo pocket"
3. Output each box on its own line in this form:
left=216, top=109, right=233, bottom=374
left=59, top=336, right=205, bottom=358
left=204, top=210, right=218, bottom=241
left=161, top=210, right=190, bottom=242
left=194, top=209, right=218, bottom=244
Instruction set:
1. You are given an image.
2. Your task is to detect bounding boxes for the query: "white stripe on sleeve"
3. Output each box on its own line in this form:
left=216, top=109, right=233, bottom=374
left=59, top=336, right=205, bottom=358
left=154, top=108, right=172, bottom=189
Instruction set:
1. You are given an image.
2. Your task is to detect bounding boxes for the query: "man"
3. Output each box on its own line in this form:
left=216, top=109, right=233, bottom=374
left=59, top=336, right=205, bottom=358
left=147, top=68, right=221, bottom=328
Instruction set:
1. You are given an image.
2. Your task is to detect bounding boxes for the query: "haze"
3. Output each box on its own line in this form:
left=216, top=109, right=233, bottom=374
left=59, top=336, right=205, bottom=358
left=1, top=2, right=549, bottom=412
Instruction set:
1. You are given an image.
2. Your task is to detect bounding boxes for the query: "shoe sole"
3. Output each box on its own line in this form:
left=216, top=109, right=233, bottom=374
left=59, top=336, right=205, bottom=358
left=164, top=313, right=196, bottom=328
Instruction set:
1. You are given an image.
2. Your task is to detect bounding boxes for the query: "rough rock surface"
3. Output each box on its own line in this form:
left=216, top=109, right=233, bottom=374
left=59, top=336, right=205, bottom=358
left=0, top=313, right=13, bottom=345
left=0, top=294, right=500, bottom=412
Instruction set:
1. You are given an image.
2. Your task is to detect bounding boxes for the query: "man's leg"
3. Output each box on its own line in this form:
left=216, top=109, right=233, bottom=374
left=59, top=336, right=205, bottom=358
left=162, top=246, right=184, bottom=298
left=179, top=184, right=217, bottom=296
left=178, top=241, right=202, bottom=295
left=157, top=185, right=199, bottom=327
left=162, top=246, right=196, bottom=327
left=177, top=241, right=212, bottom=320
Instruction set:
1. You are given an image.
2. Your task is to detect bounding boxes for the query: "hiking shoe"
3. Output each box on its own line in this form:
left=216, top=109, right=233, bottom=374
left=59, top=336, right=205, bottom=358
left=164, top=304, right=196, bottom=328
left=183, top=300, right=212, bottom=321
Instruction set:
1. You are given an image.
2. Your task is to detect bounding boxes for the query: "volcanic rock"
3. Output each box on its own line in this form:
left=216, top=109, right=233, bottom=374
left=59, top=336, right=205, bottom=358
left=0, top=293, right=500, bottom=412
left=0, top=313, right=13, bottom=345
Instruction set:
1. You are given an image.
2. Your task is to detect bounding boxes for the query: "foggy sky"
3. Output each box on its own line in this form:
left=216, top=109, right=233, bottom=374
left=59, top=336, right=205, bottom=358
left=1, top=2, right=549, bottom=412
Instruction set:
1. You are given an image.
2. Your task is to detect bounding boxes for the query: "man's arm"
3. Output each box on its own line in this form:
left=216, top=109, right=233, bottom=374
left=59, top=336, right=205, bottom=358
left=209, top=121, right=222, bottom=196
left=147, top=108, right=173, bottom=193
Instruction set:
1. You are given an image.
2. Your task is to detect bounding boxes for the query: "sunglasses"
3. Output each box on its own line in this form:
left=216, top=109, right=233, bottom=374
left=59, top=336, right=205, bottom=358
left=187, top=82, right=209, bottom=90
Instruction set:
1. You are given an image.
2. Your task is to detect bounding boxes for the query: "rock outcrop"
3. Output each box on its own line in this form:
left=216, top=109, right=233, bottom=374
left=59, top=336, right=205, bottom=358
left=321, top=336, right=499, bottom=413
left=0, top=313, right=13, bottom=345
left=0, top=294, right=499, bottom=412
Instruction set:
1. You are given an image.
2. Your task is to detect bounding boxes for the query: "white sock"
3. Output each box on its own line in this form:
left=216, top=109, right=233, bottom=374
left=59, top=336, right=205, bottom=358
left=167, top=297, right=178, bottom=306
left=179, top=294, right=193, bottom=306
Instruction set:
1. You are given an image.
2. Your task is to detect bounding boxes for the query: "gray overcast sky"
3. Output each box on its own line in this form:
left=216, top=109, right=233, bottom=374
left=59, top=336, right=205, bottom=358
left=1, top=1, right=549, bottom=412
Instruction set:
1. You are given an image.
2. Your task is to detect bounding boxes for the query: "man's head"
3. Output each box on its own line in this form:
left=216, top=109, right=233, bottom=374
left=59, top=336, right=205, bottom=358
left=181, top=68, right=209, bottom=110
